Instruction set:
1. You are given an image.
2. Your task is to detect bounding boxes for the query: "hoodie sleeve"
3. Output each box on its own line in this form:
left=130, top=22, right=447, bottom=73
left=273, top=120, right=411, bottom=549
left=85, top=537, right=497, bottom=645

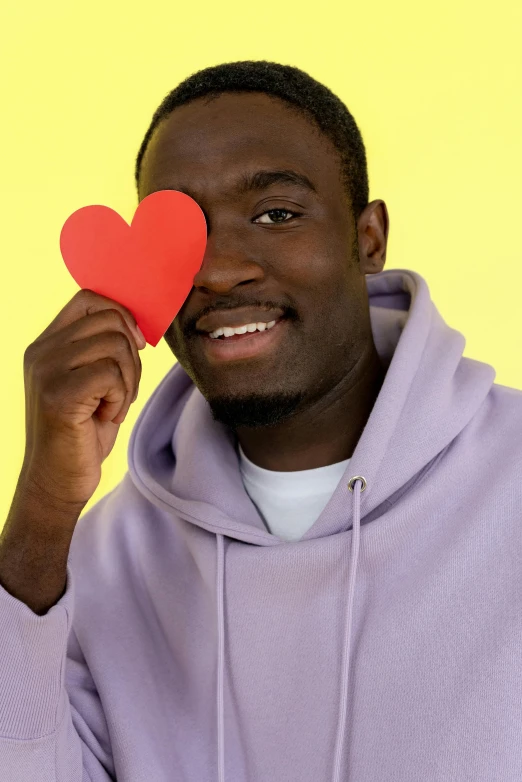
left=0, top=563, right=115, bottom=781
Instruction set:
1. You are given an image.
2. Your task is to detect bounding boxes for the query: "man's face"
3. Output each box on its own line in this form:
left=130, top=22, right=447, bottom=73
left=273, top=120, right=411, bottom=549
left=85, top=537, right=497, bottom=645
left=138, top=92, right=379, bottom=430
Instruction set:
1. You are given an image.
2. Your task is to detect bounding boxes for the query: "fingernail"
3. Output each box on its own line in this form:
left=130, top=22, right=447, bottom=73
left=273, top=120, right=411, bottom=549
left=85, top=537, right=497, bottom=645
left=136, top=325, right=146, bottom=349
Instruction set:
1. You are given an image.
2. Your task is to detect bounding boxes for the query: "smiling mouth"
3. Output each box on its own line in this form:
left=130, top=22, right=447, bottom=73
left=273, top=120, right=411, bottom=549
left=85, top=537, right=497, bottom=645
left=198, top=316, right=288, bottom=362
left=207, top=320, right=279, bottom=341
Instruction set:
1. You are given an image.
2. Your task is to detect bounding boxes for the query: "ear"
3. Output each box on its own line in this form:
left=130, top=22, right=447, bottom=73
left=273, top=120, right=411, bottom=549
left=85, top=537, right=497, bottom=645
left=357, top=200, right=389, bottom=274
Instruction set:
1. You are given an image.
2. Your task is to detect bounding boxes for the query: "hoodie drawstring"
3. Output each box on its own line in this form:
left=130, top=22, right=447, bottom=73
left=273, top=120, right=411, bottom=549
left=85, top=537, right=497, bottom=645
left=216, top=532, right=226, bottom=782
left=332, top=475, right=365, bottom=782
left=215, top=475, right=366, bottom=782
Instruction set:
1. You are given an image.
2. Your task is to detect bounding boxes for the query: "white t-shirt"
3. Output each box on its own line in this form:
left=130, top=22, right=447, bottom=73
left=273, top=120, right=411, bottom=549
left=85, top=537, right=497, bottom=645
left=238, top=443, right=352, bottom=542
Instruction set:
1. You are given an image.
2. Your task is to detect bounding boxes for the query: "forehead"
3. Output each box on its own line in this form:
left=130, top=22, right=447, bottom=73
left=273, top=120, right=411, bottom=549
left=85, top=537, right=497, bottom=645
left=139, top=92, right=344, bottom=200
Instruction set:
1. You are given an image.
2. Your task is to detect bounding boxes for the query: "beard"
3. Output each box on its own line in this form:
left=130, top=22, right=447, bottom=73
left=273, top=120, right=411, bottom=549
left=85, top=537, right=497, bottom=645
left=207, top=389, right=307, bottom=431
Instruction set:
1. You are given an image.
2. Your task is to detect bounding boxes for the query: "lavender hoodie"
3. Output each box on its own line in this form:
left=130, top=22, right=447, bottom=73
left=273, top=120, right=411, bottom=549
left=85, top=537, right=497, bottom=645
left=1, top=268, right=522, bottom=782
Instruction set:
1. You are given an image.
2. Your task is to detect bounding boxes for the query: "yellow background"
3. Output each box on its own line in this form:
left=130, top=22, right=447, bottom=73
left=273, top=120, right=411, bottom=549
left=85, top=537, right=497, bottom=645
left=1, top=0, right=521, bottom=528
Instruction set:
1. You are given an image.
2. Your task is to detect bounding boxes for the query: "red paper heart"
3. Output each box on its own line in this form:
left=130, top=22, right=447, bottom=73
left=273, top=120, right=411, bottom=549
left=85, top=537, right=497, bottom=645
left=60, top=190, right=207, bottom=346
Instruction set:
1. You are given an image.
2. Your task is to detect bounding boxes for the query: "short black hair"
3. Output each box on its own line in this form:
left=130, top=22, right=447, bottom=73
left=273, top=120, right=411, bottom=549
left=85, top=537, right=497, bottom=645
left=135, top=60, right=369, bottom=224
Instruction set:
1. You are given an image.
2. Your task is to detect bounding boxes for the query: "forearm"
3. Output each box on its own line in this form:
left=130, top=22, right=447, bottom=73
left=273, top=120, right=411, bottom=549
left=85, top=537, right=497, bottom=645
left=0, top=480, right=81, bottom=615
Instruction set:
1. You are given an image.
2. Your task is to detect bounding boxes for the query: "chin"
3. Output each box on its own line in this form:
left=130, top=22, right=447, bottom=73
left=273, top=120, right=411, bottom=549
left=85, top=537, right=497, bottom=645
left=207, top=390, right=306, bottom=430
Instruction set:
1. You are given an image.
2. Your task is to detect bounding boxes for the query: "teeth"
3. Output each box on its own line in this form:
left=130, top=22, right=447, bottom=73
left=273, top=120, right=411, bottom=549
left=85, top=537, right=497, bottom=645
left=209, top=320, right=278, bottom=339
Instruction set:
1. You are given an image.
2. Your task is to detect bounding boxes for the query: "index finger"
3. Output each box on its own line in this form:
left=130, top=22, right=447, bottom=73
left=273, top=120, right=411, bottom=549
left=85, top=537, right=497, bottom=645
left=40, top=289, right=147, bottom=350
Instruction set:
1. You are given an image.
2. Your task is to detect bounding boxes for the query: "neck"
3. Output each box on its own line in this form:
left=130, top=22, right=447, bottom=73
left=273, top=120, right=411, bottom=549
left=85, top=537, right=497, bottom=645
left=236, top=340, right=386, bottom=472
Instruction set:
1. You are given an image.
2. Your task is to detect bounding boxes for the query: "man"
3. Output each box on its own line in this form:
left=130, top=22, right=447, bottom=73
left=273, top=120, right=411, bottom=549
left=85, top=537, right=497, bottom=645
left=1, top=60, right=522, bottom=782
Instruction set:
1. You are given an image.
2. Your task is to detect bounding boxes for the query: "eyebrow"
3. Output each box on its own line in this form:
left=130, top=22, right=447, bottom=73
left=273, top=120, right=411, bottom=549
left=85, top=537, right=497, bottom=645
left=234, top=169, right=317, bottom=196
left=173, top=169, right=317, bottom=201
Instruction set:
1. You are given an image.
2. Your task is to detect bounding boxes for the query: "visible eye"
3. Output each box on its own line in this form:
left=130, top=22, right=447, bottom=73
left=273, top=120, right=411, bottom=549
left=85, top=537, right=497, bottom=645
left=253, top=208, right=301, bottom=224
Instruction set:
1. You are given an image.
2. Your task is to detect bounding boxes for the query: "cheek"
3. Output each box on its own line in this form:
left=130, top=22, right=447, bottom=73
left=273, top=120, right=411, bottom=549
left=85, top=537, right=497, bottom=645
left=284, top=242, right=352, bottom=305
left=279, top=241, right=336, bottom=286
left=163, top=325, right=186, bottom=359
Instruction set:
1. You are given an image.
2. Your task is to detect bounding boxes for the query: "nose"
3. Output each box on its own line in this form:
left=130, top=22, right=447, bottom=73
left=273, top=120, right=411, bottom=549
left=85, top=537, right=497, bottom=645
left=192, top=226, right=264, bottom=295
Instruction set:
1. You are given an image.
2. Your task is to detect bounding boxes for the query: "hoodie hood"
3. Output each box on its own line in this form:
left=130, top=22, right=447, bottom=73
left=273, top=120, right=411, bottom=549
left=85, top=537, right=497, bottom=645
left=127, top=268, right=496, bottom=782
left=128, top=268, right=495, bottom=541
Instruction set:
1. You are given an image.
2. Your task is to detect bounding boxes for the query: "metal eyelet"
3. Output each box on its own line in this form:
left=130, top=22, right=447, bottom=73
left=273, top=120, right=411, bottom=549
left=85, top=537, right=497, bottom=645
left=348, top=475, right=367, bottom=493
